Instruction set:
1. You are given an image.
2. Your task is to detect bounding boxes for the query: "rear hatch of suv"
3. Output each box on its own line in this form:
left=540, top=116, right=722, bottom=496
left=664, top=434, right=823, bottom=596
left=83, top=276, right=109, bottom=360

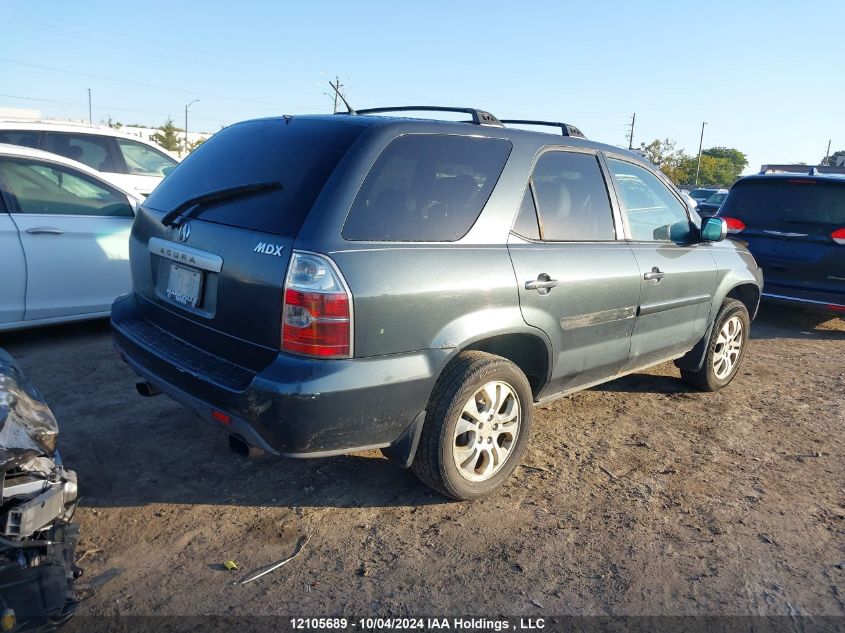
left=719, top=176, right=845, bottom=303
left=124, top=117, right=364, bottom=379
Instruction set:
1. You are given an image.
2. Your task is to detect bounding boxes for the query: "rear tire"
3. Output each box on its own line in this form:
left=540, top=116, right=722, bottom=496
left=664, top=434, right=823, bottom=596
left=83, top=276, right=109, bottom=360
left=411, top=351, right=533, bottom=500
left=680, top=298, right=750, bottom=391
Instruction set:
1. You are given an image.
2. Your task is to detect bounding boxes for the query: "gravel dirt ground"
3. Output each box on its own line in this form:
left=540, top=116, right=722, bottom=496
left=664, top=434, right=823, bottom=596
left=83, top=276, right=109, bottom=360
left=1, top=305, right=843, bottom=617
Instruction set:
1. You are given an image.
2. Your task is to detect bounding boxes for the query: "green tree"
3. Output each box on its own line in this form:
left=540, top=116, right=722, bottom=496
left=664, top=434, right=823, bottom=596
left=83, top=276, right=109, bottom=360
left=639, top=138, right=683, bottom=169
left=104, top=116, right=123, bottom=129
left=702, top=147, right=748, bottom=181
left=187, top=136, right=207, bottom=153
left=634, top=139, right=748, bottom=187
left=638, top=138, right=687, bottom=182
left=674, top=155, right=738, bottom=187
left=151, top=118, right=182, bottom=152
left=824, top=149, right=845, bottom=166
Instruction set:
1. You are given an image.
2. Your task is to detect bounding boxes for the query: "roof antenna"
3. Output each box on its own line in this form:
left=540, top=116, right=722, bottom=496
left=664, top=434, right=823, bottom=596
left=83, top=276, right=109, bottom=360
left=329, top=80, right=356, bottom=115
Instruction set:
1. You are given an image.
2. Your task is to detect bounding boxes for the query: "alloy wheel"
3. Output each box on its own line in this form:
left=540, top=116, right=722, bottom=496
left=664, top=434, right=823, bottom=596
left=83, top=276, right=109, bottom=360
left=713, top=315, right=743, bottom=380
left=451, top=381, right=521, bottom=482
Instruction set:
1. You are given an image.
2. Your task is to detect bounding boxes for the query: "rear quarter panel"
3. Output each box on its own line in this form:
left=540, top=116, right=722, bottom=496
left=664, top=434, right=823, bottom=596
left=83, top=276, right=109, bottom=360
left=293, top=122, right=547, bottom=359
left=331, top=246, right=529, bottom=357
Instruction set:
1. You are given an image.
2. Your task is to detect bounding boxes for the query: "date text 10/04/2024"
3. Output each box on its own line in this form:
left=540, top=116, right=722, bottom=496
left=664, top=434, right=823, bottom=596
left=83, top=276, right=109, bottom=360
left=289, top=618, right=547, bottom=631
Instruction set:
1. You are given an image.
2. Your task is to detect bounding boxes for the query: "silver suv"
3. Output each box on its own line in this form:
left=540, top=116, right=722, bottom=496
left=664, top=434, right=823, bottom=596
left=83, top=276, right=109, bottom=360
left=112, top=106, right=763, bottom=499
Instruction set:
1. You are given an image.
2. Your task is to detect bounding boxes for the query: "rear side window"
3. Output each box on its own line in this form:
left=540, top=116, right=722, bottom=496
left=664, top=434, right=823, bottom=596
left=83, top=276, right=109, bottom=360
left=720, top=178, right=845, bottom=234
left=512, top=187, right=541, bottom=240
left=343, top=134, right=512, bottom=241
left=144, top=118, right=364, bottom=236
left=43, top=132, right=118, bottom=172
left=0, top=130, right=40, bottom=149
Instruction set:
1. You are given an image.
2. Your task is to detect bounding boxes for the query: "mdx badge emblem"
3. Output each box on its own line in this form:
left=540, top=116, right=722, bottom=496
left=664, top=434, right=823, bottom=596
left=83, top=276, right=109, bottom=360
left=254, top=242, right=285, bottom=256
left=178, top=222, right=191, bottom=242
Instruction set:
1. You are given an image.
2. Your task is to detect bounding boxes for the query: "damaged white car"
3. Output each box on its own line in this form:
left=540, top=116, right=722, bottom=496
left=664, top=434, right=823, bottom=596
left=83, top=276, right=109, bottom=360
left=0, top=348, right=80, bottom=632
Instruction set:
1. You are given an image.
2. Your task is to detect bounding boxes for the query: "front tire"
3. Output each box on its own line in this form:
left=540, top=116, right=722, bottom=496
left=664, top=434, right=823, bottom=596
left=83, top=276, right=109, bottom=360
left=411, top=351, right=533, bottom=500
left=680, top=298, right=750, bottom=391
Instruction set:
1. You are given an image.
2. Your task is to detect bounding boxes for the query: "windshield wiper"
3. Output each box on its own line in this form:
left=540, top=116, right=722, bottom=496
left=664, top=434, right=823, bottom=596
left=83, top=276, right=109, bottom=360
left=160, top=181, right=283, bottom=227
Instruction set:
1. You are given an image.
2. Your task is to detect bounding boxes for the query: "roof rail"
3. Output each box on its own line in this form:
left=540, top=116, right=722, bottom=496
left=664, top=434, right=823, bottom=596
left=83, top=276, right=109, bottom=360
left=353, top=106, right=503, bottom=126
left=500, top=119, right=586, bottom=139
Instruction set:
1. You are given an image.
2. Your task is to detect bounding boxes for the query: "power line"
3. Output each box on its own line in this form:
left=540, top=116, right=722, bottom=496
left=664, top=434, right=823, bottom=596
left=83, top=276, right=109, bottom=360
left=0, top=57, right=280, bottom=107
left=13, top=22, right=245, bottom=74
left=0, top=92, right=71, bottom=106
left=0, top=92, right=174, bottom=117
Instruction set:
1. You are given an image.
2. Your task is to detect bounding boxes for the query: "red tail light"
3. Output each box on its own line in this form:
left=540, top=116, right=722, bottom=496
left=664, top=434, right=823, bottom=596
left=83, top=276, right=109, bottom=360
left=832, top=228, right=845, bottom=245
left=282, top=252, right=352, bottom=358
left=722, top=217, right=746, bottom=234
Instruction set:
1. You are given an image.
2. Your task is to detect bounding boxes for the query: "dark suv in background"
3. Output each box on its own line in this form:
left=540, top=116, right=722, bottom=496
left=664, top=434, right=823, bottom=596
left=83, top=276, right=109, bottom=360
left=718, top=171, right=845, bottom=314
left=112, top=106, right=762, bottom=499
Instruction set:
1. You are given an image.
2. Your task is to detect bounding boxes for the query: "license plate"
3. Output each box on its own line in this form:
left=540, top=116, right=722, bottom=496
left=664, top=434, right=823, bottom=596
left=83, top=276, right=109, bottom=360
left=166, top=263, right=202, bottom=307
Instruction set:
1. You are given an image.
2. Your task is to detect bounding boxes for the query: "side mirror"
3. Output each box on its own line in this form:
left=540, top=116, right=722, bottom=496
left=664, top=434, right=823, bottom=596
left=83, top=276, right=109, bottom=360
left=653, top=221, right=694, bottom=243
left=700, top=216, right=727, bottom=242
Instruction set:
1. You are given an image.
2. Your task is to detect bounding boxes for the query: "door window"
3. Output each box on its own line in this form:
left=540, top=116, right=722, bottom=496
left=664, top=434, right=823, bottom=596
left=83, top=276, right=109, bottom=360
left=43, top=132, right=118, bottom=172
left=512, top=151, right=615, bottom=241
left=116, top=138, right=177, bottom=177
left=0, top=159, right=133, bottom=217
left=607, top=158, right=693, bottom=242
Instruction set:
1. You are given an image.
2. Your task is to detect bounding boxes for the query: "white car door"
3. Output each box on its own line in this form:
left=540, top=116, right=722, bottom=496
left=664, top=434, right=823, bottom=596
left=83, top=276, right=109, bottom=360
left=0, top=157, right=135, bottom=321
left=0, top=207, right=26, bottom=326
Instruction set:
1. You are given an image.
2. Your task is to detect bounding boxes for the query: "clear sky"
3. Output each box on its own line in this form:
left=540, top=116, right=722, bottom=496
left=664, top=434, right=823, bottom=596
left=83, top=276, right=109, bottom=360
left=3, top=0, right=843, bottom=174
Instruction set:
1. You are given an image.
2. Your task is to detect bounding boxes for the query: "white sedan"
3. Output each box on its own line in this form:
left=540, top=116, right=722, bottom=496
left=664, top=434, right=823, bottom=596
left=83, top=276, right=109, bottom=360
left=0, top=144, right=142, bottom=331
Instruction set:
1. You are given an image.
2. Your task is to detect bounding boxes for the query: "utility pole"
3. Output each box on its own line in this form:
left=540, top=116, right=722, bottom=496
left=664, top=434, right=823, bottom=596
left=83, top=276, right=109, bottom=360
left=824, top=139, right=831, bottom=165
left=694, top=121, right=707, bottom=186
left=627, top=113, right=636, bottom=150
left=185, top=99, right=199, bottom=156
left=332, top=76, right=341, bottom=114
left=87, top=88, right=92, bottom=124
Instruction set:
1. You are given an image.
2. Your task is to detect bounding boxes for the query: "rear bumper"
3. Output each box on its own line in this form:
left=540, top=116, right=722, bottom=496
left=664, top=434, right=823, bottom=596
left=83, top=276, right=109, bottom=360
left=111, top=294, right=445, bottom=457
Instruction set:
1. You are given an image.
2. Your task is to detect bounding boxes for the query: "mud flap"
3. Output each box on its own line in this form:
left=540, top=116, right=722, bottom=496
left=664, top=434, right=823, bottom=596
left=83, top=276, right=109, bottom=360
left=674, top=321, right=714, bottom=372
left=380, top=410, right=426, bottom=468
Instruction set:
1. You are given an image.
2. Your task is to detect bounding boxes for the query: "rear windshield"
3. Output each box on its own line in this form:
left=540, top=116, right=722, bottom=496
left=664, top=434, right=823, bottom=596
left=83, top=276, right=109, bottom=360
left=343, top=134, right=512, bottom=241
left=144, top=118, right=364, bottom=236
left=720, top=178, right=845, bottom=232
